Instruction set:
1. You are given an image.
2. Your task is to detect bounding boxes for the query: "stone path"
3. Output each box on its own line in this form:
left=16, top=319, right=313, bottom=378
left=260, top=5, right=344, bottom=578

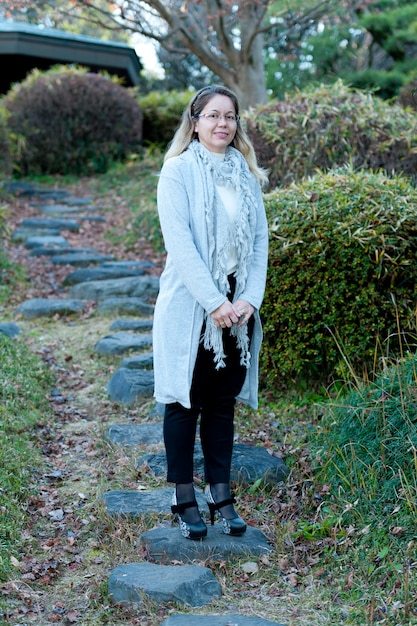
left=1, top=182, right=289, bottom=625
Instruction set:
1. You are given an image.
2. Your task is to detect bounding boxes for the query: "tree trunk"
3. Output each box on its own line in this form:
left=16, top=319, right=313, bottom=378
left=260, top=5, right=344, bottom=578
left=230, top=32, right=267, bottom=110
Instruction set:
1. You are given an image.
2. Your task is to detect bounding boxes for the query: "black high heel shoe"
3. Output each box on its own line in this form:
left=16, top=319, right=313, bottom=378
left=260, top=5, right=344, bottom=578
left=205, top=485, right=247, bottom=536
left=171, top=492, right=207, bottom=540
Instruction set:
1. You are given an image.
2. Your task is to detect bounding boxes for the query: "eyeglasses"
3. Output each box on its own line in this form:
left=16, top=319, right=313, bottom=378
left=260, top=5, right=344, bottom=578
left=197, top=113, right=239, bottom=123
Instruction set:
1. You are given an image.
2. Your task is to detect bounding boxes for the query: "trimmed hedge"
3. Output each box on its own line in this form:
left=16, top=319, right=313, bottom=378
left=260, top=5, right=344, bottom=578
left=261, top=167, right=417, bottom=391
left=137, top=89, right=192, bottom=148
left=243, top=81, right=417, bottom=190
left=3, top=66, right=143, bottom=176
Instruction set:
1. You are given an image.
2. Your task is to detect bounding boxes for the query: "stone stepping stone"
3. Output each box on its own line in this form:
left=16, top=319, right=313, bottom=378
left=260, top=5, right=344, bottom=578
left=12, top=228, right=61, bottom=241
left=107, top=422, right=163, bottom=446
left=95, top=331, right=153, bottom=355
left=4, top=181, right=70, bottom=200
left=120, top=351, right=154, bottom=368
left=140, top=524, right=272, bottom=563
left=24, top=235, right=68, bottom=249
left=109, top=562, right=221, bottom=608
left=62, top=265, right=148, bottom=286
left=20, top=217, right=80, bottom=232
left=50, top=253, right=114, bottom=266
left=41, top=204, right=90, bottom=215
left=68, top=275, right=160, bottom=301
left=97, top=297, right=154, bottom=316
left=102, top=487, right=205, bottom=516
left=150, top=402, right=165, bottom=419
left=0, top=322, right=20, bottom=337
left=107, top=367, right=154, bottom=404
left=110, top=319, right=153, bottom=333
left=160, top=615, right=283, bottom=625
left=30, top=247, right=97, bottom=258
left=59, top=196, right=94, bottom=205
left=103, top=261, right=154, bottom=270
left=15, top=298, right=85, bottom=319
left=137, top=442, right=289, bottom=487
left=75, top=214, right=106, bottom=223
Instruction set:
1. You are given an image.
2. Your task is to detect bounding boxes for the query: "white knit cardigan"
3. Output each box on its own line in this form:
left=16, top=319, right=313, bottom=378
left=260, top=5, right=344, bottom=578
left=152, top=144, right=269, bottom=409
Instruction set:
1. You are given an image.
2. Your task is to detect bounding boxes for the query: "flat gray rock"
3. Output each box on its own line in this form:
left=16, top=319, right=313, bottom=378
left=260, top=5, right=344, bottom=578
left=137, top=443, right=289, bottom=486
left=110, top=319, right=153, bottom=332
left=94, top=331, right=153, bottom=355
left=75, top=214, right=106, bottom=223
left=59, top=196, right=94, bottom=205
left=107, top=422, right=163, bottom=446
left=109, top=562, right=221, bottom=608
left=97, top=297, right=154, bottom=316
left=68, top=275, right=159, bottom=301
left=103, top=261, right=154, bottom=270
left=4, top=181, right=70, bottom=199
left=24, top=235, right=68, bottom=249
left=20, top=217, right=80, bottom=231
left=12, top=228, right=61, bottom=241
left=41, top=203, right=89, bottom=214
left=102, top=487, right=205, bottom=516
left=30, top=246, right=97, bottom=257
left=149, top=402, right=165, bottom=419
left=51, top=253, right=114, bottom=266
left=0, top=322, right=20, bottom=337
left=120, top=352, right=154, bottom=368
left=107, top=367, right=154, bottom=404
left=15, top=298, right=85, bottom=319
left=63, top=266, right=148, bottom=286
left=140, top=524, right=272, bottom=563
left=161, top=614, right=283, bottom=625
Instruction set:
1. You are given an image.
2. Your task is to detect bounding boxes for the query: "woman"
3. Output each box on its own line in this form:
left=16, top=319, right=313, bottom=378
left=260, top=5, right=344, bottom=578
left=153, top=85, right=269, bottom=540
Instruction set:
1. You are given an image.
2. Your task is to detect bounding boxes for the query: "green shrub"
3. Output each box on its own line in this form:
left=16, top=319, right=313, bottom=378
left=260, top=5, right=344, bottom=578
left=261, top=167, right=417, bottom=391
left=3, top=66, right=143, bottom=176
left=397, top=78, right=417, bottom=112
left=137, top=89, right=192, bottom=148
left=0, top=104, right=11, bottom=178
left=244, top=80, right=417, bottom=190
left=314, top=353, right=417, bottom=526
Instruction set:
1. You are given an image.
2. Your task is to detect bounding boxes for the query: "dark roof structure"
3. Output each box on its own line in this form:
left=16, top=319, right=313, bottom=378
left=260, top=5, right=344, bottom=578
left=0, top=20, right=142, bottom=94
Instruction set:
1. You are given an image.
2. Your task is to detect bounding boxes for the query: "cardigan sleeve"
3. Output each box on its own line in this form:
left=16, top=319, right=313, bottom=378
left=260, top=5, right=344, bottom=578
left=157, top=158, right=227, bottom=314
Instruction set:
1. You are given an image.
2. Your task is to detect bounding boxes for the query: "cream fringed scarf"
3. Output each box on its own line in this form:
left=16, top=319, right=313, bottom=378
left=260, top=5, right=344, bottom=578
left=188, top=140, right=258, bottom=369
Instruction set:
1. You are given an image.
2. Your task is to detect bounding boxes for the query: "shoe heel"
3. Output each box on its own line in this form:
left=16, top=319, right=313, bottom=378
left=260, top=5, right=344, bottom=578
left=171, top=491, right=207, bottom=540
left=204, top=485, right=247, bottom=536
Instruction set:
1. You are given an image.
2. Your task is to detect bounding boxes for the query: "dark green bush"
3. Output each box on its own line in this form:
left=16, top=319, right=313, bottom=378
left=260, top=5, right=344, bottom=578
left=137, top=90, right=191, bottom=148
left=4, top=66, right=143, bottom=176
left=243, top=81, right=417, bottom=190
left=261, top=167, right=417, bottom=391
left=0, top=105, right=11, bottom=178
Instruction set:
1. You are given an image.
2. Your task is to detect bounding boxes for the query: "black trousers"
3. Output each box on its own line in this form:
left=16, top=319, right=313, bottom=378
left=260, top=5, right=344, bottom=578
left=164, top=278, right=254, bottom=485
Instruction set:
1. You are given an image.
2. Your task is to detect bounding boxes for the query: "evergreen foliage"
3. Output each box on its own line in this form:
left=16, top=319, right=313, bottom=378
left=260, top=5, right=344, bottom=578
left=261, top=167, right=417, bottom=390
left=244, top=81, right=417, bottom=190
left=0, top=105, right=11, bottom=178
left=3, top=66, right=143, bottom=176
left=136, top=90, right=191, bottom=148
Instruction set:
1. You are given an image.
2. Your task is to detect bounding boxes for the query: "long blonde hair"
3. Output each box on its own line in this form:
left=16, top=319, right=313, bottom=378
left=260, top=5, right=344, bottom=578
left=164, top=85, right=268, bottom=187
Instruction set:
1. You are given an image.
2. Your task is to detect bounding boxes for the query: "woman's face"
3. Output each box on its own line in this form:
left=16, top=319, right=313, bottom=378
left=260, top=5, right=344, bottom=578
left=194, top=94, right=238, bottom=154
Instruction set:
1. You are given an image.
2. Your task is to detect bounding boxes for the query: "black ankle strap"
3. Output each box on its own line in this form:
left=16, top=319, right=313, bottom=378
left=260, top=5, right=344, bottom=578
left=171, top=500, right=197, bottom=514
left=210, top=496, right=236, bottom=510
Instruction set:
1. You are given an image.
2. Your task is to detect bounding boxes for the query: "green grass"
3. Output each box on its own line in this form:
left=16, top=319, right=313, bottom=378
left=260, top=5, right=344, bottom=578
left=0, top=334, right=54, bottom=582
